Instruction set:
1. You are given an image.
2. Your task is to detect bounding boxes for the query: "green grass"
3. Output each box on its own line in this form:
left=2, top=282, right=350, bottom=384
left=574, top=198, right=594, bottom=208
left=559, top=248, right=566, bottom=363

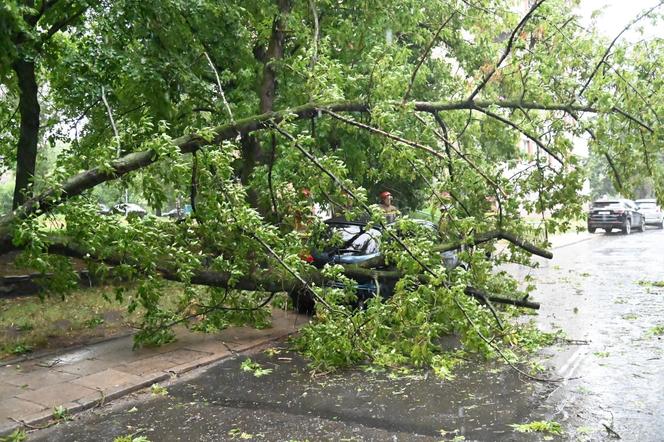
left=0, top=282, right=183, bottom=360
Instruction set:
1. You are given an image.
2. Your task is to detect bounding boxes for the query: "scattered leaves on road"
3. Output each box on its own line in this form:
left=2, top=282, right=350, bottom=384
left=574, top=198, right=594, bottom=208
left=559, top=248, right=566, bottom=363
left=637, top=280, right=664, bottom=288
left=228, top=428, right=254, bottom=439
left=241, top=358, right=273, bottom=377
left=150, top=383, right=168, bottom=396
left=113, top=436, right=151, bottom=442
left=648, top=325, right=664, bottom=336
left=510, top=420, right=563, bottom=436
left=264, top=347, right=281, bottom=356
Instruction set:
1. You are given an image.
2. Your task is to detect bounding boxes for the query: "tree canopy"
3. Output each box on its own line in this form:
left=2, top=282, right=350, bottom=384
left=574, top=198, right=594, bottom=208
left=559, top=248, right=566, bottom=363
left=1, top=0, right=662, bottom=370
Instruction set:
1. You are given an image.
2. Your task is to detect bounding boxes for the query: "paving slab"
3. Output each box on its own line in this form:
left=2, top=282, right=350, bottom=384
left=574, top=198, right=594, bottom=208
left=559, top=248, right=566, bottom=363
left=16, top=382, right=97, bottom=409
left=55, top=357, right=123, bottom=376
left=72, top=368, right=142, bottom=392
left=0, top=381, right=26, bottom=398
left=2, top=367, right=78, bottom=390
left=117, top=354, right=179, bottom=376
left=0, top=398, right=47, bottom=420
left=160, top=348, right=211, bottom=365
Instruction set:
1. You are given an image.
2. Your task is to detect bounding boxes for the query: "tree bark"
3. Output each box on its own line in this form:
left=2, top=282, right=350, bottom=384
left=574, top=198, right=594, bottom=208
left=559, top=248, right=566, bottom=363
left=260, top=0, right=291, bottom=114
left=241, top=0, right=292, bottom=198
left=12, top=59, right=40, bottom=209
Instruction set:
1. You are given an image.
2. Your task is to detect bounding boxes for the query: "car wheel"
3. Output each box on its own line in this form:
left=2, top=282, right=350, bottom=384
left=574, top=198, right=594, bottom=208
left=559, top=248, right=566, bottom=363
left=638, top=217, right=646, bottom=232
left=659, top=219, right=664, bottom=230
left=588, top=227, right=596, bottom=233
left=289, top=288, right=315, bottom=315
left=622, top=219, right=631, bottom=235
left=604, top=228, right=612, bottom=234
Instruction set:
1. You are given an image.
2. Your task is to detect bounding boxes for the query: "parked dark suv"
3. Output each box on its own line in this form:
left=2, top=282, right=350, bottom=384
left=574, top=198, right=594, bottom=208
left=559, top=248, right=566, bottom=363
left=587, top=199, right=645, bottom=234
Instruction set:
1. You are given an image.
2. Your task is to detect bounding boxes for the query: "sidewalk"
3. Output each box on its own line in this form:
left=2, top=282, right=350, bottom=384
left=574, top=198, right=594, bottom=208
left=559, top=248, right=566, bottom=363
left=0, top=309, right=308, bottom=436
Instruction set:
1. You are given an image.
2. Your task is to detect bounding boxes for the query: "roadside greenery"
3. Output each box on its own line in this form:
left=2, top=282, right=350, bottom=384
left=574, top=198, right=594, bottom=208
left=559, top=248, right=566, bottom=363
left=0, top=429, right=27, bottom=442
left=1, top=0, right=663, bottom=374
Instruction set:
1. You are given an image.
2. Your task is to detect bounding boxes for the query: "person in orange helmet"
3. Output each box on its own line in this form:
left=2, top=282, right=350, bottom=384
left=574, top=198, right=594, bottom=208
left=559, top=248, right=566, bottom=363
left=379, top=191, right=399, bottom=222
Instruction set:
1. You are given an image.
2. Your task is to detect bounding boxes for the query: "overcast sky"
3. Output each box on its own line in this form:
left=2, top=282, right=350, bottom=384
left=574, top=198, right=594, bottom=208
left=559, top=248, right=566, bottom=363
left=576, top=0, right=663, bottom=41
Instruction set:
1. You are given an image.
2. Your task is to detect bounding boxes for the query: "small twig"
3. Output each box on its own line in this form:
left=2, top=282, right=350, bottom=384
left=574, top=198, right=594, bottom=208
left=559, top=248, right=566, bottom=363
left=602, top=423, right=621, bottom=439
left=203, top=50, right=234, bottom=122
left=452, top=294, right=560, bottom=383
left=268, top=133, right=280, bottom=221
left=419, top=112, right=507, bottom=196
left=326, top=109, right=503, bottom=196
left=403, top=12, right=457, bottom=101
left=577, top=0, right=664, bottom=99
left=471, top=104, right=563, bottom=165
left=308, top=0, right=319, bottom=71
left=467, top=0, right=546, bottom=100
left=93, top=387, right=106, bottom=409
left=9, top=416, right=54, bottom=430
left=100, top=85, right=121, bottom=157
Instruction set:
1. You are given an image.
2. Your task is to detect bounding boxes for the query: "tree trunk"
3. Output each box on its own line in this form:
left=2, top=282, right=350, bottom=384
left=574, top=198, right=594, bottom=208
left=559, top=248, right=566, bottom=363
left=259, top=0, right=291, bottom=114
left=241, top=0, right=292, bottom=193
left=12, top=59, right=40, bottom=209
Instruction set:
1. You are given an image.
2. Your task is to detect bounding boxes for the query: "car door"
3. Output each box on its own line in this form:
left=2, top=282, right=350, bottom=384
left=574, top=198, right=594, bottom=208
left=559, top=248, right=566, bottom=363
left=627, top=201, right=640, bottom=226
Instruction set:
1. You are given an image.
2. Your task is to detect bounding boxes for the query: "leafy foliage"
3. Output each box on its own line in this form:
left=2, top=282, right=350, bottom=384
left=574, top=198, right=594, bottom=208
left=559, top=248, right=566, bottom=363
left=0, top=429, right=27, bottom=442
left=510, top=420, right=563, bottom=435
left=1, top=0, right=663, bottom=373
left=240, top=358, right=274, bottom=378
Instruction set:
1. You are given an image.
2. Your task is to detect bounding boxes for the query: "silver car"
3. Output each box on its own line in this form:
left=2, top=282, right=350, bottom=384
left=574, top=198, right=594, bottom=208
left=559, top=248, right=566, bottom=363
left=635, top=199, right=664, bottom=229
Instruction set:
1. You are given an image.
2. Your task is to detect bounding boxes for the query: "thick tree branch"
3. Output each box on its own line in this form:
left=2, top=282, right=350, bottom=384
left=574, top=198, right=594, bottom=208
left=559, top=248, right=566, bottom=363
left=0, top=98, right=639, bottom=239
left=11, top=59, right=40, bottom=209
left=433, top=229, right=552, bottom=258
left=39, top=6, right=86, bottom=46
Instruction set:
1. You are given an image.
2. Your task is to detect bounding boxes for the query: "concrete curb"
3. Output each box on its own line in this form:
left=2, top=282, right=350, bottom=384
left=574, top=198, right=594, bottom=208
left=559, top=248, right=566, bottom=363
left=0, top=311, right=307, bottom=437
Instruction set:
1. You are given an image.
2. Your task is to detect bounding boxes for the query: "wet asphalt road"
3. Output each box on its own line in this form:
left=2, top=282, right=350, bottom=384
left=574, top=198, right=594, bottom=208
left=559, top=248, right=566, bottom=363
left=31, top=228, right=664, bottom=441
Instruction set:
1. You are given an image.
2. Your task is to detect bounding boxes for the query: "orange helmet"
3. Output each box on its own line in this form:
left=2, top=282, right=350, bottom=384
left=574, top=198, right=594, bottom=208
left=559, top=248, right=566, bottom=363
left=380, top=191, right=391, bottom=199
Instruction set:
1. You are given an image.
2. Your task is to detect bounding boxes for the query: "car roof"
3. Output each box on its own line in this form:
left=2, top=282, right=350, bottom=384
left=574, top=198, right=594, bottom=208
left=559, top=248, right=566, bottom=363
left=324, top=215, right=372, bottom=227
left=592, top=199, right=632, bottom=204
left=635, top=199, right=656, bottom=203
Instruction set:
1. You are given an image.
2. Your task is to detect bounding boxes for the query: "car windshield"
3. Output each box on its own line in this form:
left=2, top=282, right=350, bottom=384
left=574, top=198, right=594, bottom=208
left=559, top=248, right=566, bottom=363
left=637, top=202, right=656, bottom=209
left=592, top=201, right=621, bottom=208
left=329, top=225, right=380, bottom=254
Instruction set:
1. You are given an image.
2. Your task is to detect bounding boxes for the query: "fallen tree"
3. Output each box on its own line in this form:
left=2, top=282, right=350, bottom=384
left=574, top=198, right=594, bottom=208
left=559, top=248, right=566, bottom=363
left=1, top=0, right=662, bottom=374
